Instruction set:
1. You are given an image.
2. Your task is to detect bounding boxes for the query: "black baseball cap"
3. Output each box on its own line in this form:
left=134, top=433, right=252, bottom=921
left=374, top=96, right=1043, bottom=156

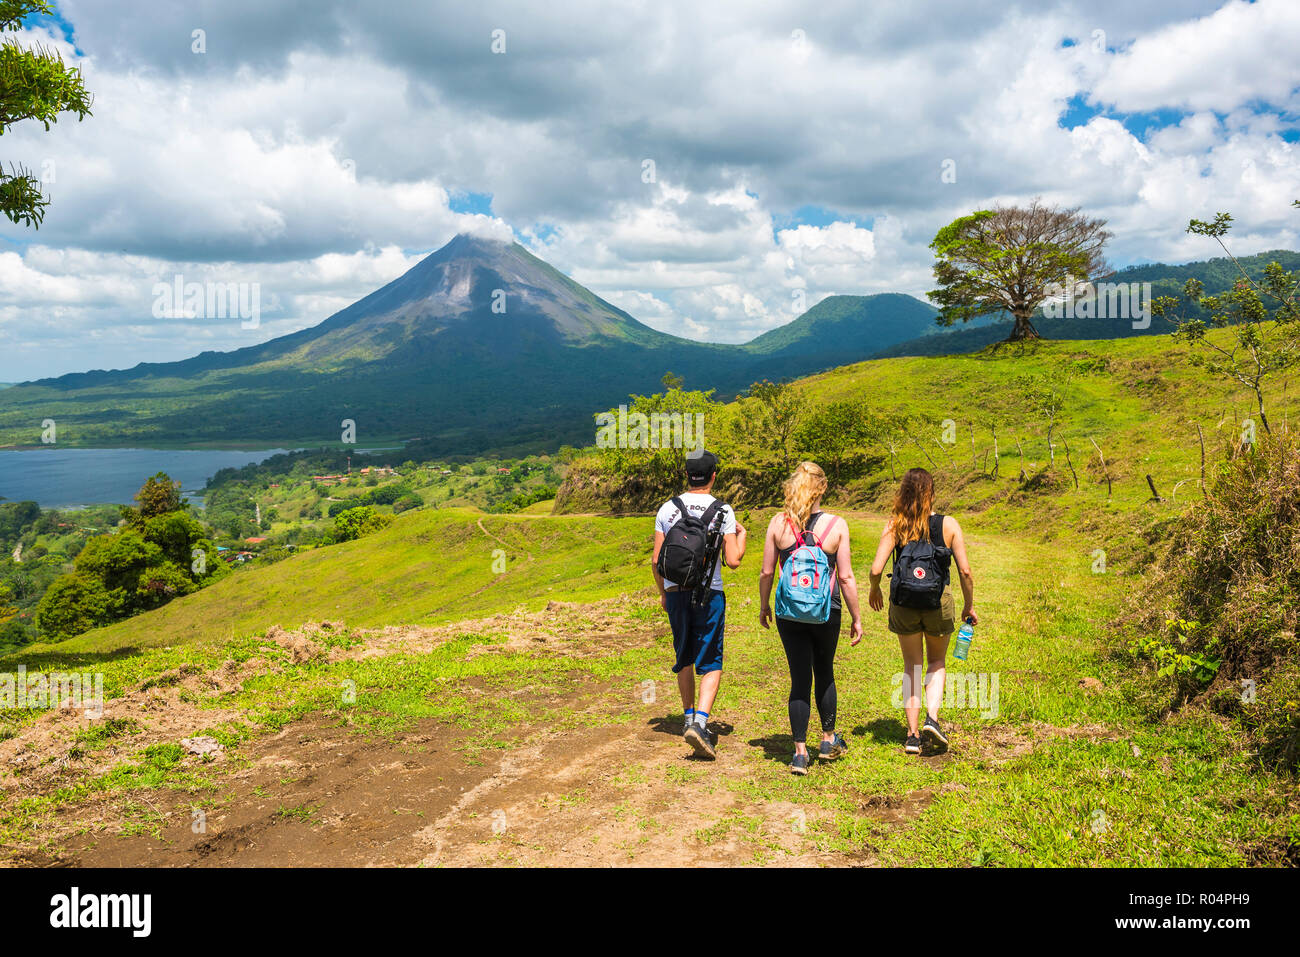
left=685, top=449, right=719, bottom=483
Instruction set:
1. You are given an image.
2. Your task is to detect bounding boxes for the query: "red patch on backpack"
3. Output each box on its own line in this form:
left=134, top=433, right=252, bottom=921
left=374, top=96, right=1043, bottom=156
left=913, top=567, right=927, bottom=580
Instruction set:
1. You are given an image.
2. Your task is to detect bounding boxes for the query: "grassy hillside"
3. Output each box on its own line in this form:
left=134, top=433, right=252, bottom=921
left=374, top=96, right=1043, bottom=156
left=796, top=333, right=1269, bottom=512
left=3, top=331, right=1296, bottom=867
left=3, top=500, right=1294, bottom=865
left=32, top=329, right=1273, bottom=658
left=558, top=327, right=1298, bottom=534
left=19, top=508, right=652, bottom=657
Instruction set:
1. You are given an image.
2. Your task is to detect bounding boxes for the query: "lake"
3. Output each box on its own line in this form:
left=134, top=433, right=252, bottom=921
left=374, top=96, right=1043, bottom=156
left=0, top=448, right=293, bottom=508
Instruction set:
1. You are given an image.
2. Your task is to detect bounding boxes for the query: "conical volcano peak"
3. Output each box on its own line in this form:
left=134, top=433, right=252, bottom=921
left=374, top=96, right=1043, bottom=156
left=431, top=230, right=514, bottom=258
left=312, top=230, right=669, bottom=346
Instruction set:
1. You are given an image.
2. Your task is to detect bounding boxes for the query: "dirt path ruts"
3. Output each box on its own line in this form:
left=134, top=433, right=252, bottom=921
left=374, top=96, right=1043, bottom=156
left=55, top=687, right=873, bottom=867
left=476, top=517, right=536, bottom=563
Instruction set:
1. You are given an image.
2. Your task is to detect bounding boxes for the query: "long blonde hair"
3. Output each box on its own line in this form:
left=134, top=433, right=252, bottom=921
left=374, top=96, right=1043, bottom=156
left=782, top=462, right=828, bottom=532
left=890, top=467, right=935, bottom=544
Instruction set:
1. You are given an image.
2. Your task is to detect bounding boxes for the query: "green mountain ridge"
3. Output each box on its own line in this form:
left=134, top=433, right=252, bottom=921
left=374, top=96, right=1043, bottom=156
left=741, top=292, right=944, bottom=356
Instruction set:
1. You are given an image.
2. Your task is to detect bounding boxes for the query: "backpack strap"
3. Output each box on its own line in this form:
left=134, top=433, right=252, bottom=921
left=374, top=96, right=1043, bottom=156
left=699, top=500, right=726, bottom=585
left=670, top=496, right=687, bottom=521
left=891, top=515, right=943, bottom=566
left=786, top=512, right=827, bottom=550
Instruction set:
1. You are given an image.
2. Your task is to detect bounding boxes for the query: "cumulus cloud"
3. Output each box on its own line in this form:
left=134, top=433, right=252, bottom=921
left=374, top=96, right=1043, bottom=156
left=0, top=0, right=1298, bottom=378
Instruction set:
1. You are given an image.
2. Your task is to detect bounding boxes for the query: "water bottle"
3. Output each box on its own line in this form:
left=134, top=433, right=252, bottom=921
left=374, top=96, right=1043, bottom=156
left=953, top=617, right=975, bottom=660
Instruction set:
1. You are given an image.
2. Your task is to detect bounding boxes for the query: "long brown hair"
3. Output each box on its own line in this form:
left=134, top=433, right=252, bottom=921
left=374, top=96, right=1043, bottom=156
left=890, top=467, right=935, bottom=544
left=782, top=461, right=828, bottom=532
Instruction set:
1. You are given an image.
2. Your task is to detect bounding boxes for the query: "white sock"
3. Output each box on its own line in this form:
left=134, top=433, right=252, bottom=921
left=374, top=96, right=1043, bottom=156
left=694, top=710, right=709, bottom=729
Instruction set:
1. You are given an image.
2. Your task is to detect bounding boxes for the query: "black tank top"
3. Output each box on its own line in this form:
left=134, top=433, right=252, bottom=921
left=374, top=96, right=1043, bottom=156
left=778, top=512, right=841, bottom=610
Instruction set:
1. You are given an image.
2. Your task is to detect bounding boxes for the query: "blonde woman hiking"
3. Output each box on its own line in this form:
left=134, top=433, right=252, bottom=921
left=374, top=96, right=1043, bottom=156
left=868, top=467, right=976, bottom=755
left=759, top=462, right=863, bottom=775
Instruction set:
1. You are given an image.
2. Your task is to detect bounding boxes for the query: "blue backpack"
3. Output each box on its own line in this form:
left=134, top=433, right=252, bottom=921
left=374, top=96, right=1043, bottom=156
left=774, top=515, right=834, bottom=624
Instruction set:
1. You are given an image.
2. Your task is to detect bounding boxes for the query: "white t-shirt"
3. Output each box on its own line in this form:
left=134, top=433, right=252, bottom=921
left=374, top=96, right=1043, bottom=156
left=655, top=492, right=736, bottom=591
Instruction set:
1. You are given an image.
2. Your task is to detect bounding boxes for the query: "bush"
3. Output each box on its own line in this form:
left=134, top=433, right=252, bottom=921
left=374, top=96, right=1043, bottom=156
left=326, top=482, right=411, bottom=516
left=35, top=576, right=113, bottom=640
left=494, top=485, right=556, bottom=513
left=368, top=484, right=405, bottom=505
left=392, top=492, right=424, bottom=514
left=329, top=506, right=392, bottom=543
left=1124, top=432, right=1299, bottom=766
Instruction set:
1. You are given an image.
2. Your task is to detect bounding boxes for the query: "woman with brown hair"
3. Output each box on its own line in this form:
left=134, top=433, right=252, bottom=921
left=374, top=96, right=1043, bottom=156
left=868, top=467, right=976, bottom=755
left=759, top=461, right=863, bottom=775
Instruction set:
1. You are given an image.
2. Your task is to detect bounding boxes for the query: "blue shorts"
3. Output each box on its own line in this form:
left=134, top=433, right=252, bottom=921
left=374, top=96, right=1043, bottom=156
left=666, top=589, right=725, bottom=675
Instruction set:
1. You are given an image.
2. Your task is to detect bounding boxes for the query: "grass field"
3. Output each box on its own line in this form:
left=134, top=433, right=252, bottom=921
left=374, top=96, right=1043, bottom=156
left=788, top=332, right=1281, bottom=515
left=2, top=330, right=1296, bottom=866
left=14, top=508, right=651, bottom=657
left=2, top=498, right=1294, bottom=865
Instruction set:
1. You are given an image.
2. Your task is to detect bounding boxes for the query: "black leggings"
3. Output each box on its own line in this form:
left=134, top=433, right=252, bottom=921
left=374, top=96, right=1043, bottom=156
left=776, top=613, right=841, bottom=743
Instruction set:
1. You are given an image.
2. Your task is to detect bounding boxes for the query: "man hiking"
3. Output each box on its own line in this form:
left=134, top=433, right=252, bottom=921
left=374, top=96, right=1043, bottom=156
left=651, top=449, right=747, bottom=759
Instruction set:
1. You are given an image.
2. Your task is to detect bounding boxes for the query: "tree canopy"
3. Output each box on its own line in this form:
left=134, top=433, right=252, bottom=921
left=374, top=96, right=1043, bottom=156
left=1153, top=201, right=1300, bottom=436
left=928, top=200, right=1111, bottom=342
left=0, top=0, right=92, bottom=227
left=35, top=472, right=222, bottom=640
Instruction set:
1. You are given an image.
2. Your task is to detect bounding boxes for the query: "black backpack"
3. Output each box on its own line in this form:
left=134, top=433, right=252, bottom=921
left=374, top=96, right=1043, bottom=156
left=889, top=514, right=952, bottom=610
left=656, top=496, right=725, bottom=591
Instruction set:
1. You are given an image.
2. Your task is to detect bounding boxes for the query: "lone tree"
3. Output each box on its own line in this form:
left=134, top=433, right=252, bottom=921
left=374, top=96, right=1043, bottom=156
left=1, top=0, right=92, bottom=228
left=928, top=199, right=1111, bottom=342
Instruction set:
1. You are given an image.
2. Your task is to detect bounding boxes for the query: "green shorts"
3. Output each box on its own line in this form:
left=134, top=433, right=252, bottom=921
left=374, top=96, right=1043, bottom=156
left=888, top=588, right=955, bottom=636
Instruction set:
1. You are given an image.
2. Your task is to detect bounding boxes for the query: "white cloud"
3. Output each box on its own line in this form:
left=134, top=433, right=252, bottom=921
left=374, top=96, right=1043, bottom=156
left=0, top=0, right=1298, bottom=379
left=1089, top=0, right=1300, bottom=114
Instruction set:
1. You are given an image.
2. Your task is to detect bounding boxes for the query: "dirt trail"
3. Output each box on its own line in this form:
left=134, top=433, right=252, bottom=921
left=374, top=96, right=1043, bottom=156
left=2, top=598, right=893, bottom=868
left=48, top=690, right=856, bottom=868
left=476, top=517, right=535, bottom=563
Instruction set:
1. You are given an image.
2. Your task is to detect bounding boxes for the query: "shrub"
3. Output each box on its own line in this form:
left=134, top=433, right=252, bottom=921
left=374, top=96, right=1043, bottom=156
left=330, top=506, right=392, bottom=543
left=1123, top=432, right=1299, bottom=766
left=35, top=575, right=113, bottom=640
left=392, top=492, right=424, bottom=514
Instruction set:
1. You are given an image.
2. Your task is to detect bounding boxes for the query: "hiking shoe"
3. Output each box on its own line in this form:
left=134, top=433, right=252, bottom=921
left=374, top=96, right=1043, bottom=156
left=685, top=724, right=717, bottom=759
left=818, top=733, right=848, bottom=761
left=922, top=715, right=949, bottom=750
left=790, top=752, right=809, bottom=775
left=904, top=734, right=922, bottom=755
